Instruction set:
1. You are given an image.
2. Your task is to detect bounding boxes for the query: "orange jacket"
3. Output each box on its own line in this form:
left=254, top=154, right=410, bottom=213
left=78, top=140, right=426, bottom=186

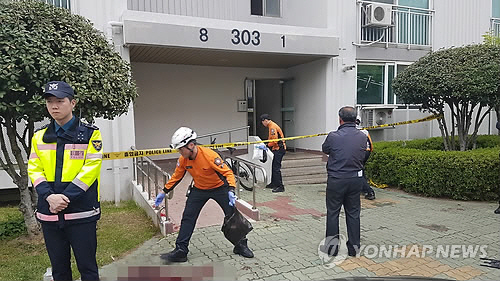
left=360, top=129, right=373, bottom=152
left=164, top=146, right=236, bottom=191
left=267, top=120, right=286, bottom=151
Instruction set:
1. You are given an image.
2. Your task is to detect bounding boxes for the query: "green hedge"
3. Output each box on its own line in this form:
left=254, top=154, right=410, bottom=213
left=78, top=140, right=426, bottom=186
left=365, top=135, right=500, bottom=201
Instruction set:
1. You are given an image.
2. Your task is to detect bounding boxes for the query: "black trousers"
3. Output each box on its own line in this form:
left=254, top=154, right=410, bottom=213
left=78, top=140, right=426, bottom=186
left=362, top=151, right=374, bottom=194
left=41, top=221, right=99, bottom=281
left=362, top=175, right=374, bottom=195
left=271, top=149, right=286, bottom=187
left=176, top=185, right=235, bottom=253
left=326, top=176, right=364, bottom=254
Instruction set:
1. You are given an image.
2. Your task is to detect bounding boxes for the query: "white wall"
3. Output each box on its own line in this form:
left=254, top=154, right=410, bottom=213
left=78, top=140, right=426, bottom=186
left=71, top=0, right=128, bottom=38
left=433, top=0, right=492, bottom=48
left=131, top=62, right=286, bottom=158
left=127, top=0, right=328, bottom=28
left=286, top=58, right=330, bottom=151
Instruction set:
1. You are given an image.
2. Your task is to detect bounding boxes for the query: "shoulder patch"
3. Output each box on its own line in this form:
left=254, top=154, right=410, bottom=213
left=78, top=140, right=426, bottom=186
left=271, top=128, right=276, bottom=135
left=214, top=157, right=222, bottom=166
left=91, top=140, right=102, bottom=151
left=35, top=123, right=49, bottom=133
left=83, top=122, right=99, bottom=130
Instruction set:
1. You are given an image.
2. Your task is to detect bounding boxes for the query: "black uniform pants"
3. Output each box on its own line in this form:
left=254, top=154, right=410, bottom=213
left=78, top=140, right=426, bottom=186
left=41, top=221, right=99, bottom=281
left=176, top=186, right=235, bottom=253
left=271, top=149, right=286, bottom=187
left=325, top=176, right=364, bottom=254
left=362, top=151, right=374, bottom=195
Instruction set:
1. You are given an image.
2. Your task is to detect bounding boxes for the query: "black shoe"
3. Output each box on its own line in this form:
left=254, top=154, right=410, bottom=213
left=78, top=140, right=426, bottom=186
left=365, top=192, right=376, bottom=200
left=233, top=239, right=254, bottom=258
left=347, top=245, right=360, bottom=257
left=265, top=184, right=275, bottom=189
left=272, top=185, right=285, bottom=193
left=160, top=248, right=188, bottom=262
left=495, top=206, right=500, bottom=214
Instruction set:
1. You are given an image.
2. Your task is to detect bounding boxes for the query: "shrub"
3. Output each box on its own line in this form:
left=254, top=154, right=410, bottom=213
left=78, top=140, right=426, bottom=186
left=0, top=215, right=27, bottom=240
left=366, top=135, right=499, bottom=201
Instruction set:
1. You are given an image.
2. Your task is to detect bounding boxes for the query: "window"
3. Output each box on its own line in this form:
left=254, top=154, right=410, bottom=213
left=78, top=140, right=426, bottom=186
left=356, top=63, right=410, bottom=105
left=251, top=0, right=280, bottom=17
left=361, top=0, right=431, bottom=46
left=493, top=0, right=500, bottom=18
left=41, top=0, right=71, bottom=9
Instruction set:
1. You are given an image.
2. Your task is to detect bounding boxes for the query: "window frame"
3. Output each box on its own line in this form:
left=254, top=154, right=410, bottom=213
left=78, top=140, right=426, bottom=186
left=356, top=61, right=413, bottom=106
left=251, top=0, right=282, bottom=18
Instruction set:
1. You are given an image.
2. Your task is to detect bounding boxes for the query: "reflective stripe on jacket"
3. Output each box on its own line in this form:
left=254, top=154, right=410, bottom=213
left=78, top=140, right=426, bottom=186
left=28, top=119, right=102, bottom=224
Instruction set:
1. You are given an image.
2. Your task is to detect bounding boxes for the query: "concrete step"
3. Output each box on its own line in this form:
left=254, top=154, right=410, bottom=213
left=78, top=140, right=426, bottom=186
left=283, top=174, right=327, bottom=186
left=281, top=165, right=327, bottom=177
left=282, top=151, right=323, bottom=161
left=282, top=158, right=325, bottom=169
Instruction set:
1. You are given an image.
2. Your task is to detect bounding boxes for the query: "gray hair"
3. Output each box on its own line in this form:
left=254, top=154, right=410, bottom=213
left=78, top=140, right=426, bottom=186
left=338, top=106, right=357, bottom=123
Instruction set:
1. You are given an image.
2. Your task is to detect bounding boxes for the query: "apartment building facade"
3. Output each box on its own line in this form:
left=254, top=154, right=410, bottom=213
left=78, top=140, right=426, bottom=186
left=3, top=0, right=495, bottom=201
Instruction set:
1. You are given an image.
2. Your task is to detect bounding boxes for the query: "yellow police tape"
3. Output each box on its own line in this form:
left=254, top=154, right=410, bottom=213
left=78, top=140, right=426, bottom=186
left=368, top=179, right=389, bottom=189
left=103, top=114, right=443, bottom=160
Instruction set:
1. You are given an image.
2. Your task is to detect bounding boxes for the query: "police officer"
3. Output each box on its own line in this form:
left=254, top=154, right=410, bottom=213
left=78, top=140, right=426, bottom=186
left=154, top=127, right=254, bottom=262
left=356, top=117, right=376, bottom=200
left=260, top=114, right=286, bottom=193
left=28, top=81, right=103, bottom=281
left=321, top=106, right=368, bottom=257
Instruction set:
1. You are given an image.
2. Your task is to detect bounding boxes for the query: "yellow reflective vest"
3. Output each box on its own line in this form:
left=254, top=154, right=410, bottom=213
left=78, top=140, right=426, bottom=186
left=28, top=119, right=103, bottom=224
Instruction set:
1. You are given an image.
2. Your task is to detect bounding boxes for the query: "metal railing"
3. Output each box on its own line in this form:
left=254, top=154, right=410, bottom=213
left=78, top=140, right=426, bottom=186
left=197, top=126, right=250, bottom=147
left=40, top=0, right=71, bottom=9
left=220, top=151, right=267, bottom=210
left=492, top=18, right=500, bottom=38
left=359, top=1, right=433, bottom=47
left=131, top=146, right=172, bottom=221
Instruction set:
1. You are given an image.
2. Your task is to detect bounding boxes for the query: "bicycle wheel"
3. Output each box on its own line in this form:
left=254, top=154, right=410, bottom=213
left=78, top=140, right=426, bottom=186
left=236, top=162, right=255, bottom=191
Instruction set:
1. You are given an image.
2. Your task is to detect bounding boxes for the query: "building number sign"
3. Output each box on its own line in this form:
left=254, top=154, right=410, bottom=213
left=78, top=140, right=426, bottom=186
left=199, top=28, right=286, bottom=48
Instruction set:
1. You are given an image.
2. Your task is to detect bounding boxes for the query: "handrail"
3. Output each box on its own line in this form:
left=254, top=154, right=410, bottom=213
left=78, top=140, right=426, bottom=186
left=219, top=151, right=267, bottom=210
left=491, top=18, right=500, bottom=37
left=197, top=126, right=250, bottom=139
left=358, top=0, right=434, bottom=13
left=130, top=146, right=172, bottom=223
left=197, top=126, right=250, bottom=145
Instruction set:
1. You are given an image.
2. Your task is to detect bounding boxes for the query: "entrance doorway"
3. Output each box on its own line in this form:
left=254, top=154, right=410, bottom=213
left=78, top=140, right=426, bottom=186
left=245, top=78, right=295, bottom=150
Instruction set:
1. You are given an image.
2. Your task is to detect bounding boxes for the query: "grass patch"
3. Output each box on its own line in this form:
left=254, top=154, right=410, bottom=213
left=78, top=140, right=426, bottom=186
left=0, top=200, right=159, bottom=281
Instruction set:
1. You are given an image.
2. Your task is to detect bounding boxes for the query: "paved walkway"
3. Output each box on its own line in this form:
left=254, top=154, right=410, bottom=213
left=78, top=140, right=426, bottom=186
left=100, top=183, right=500, bottom=280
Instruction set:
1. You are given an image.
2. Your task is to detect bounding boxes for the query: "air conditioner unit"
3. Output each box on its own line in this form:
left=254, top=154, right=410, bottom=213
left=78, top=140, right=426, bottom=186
left=360, top=107, right=396, bottom=129
left=364, top=3, right=393, bottom=27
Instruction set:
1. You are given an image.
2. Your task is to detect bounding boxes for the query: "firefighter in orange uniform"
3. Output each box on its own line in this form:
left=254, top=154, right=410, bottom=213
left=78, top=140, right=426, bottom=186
left=260, top=114, right=286, bottom=192
left=154, top=127, right=254, bottom=262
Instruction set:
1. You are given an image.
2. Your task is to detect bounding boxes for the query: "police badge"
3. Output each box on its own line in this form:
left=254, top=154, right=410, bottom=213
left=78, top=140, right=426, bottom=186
left=92, top=140, right=102, bottom=151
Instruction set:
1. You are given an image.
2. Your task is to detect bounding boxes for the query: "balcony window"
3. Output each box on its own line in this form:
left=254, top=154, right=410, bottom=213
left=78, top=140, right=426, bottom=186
left=251, top=0, right=280, bottom=17
left=41, top=0, right=71, bottom=9
left=357, top=63, right=410, bottom=105
left=493, top=0, right=500, bottom=37
left=359, top=0, right=432, bottom=47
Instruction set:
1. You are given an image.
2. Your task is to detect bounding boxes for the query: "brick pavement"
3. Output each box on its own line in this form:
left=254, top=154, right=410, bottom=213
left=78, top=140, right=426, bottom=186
left=100, top=183, right=500, bottom=280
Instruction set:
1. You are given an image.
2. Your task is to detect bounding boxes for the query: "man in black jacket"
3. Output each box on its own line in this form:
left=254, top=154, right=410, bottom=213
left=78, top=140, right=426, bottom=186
left=321, top=106, right=368, bottom=257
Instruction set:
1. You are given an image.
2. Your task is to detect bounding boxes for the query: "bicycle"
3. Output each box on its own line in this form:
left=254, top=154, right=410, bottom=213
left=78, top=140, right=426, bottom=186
left=210, top=138, right=256, bottom=191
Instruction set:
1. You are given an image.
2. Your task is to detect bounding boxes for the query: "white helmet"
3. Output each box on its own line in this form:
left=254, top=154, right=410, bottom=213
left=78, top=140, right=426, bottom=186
left=170, top=127, right=197, bottom=149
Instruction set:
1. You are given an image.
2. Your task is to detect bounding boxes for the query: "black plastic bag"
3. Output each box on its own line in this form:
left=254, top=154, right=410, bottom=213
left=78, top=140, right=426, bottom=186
left=221, top=207, right=253, bottom=245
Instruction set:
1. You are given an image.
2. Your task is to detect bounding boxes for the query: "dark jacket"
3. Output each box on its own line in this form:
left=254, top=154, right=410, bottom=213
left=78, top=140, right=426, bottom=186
left=322, top=123, right=368, bottom=178
left=496, top=121, right=500, bottom=131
